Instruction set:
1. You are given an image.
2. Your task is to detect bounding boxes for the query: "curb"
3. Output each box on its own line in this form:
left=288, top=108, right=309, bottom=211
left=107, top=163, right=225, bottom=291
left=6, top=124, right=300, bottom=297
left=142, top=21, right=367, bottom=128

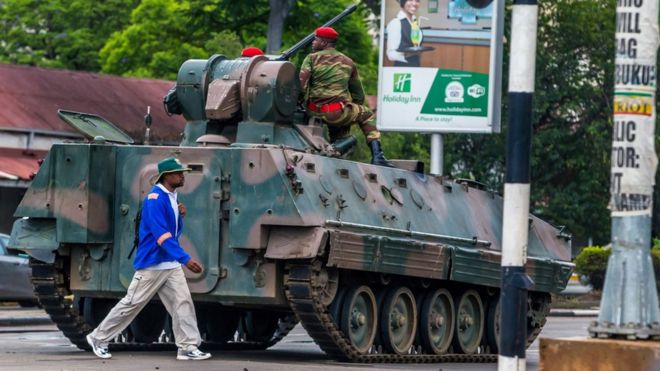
left=549, top=309, right=599, bottom=317
left=0, top=316, right=53, bottom=326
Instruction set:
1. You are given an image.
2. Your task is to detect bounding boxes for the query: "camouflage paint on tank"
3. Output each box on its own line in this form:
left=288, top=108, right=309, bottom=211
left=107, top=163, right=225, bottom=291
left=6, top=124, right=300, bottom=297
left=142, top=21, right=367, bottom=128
left=10, top=143, right=285, bottom=304
left=9, top=49, right=573, bottom=310
left=9, top=218, right=59, bottom=263
left=108, top=146, right=225, bottom=294
left=235, top=122, right=310, bottom=149
left=14, top=144, right=115, bottom=243
left=228, top=147, right=311, bottom=250
left=326, top=230, right=452, bottom=280
left=10, top=140, right=572, bottom=304
left=224, top=146, right=572, bottom=292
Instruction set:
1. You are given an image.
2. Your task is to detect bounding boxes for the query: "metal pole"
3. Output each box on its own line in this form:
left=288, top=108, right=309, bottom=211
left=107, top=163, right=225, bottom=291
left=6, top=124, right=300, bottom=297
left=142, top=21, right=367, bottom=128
left=498, top=1, right=538, bottom=370
left=144, top=106, right=152, bottom=145
left=430, top=133, right=443, bottom=176
left=588, top=0, right=660, bottom=340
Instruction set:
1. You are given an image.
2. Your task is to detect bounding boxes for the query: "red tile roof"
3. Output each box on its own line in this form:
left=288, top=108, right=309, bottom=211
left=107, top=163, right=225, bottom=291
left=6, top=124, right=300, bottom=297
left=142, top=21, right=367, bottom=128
left=0, top=148, right=47, bottom=181
left=0, top=63, right=379, bottom=181
left=0, top=63, right=185, bottom=142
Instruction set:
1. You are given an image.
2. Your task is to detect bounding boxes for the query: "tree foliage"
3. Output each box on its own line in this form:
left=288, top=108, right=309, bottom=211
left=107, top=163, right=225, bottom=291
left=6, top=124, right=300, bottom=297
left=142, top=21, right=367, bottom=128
left=574, top=246, right=611, bottom=290
left=95, top=0, right=375, bottom=80
left=99, top=0, right=210, bottom=79
left=0, top=0, right=138, bottom=70
left=445, top=0, right=619, bottom=245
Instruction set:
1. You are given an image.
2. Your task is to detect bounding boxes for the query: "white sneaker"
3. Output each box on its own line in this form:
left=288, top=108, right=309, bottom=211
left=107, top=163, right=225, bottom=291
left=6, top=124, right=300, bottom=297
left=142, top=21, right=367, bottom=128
left=176, top=348, right=211, bottom=360
left=86, top=334, right=112, bottom=359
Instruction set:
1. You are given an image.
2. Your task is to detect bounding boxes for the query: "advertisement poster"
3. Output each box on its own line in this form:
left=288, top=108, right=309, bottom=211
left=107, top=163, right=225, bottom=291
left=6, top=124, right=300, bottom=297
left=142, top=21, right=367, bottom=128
left=377, top=0, right=503, bottom=133
left=610, top=0, right=658, bottom=216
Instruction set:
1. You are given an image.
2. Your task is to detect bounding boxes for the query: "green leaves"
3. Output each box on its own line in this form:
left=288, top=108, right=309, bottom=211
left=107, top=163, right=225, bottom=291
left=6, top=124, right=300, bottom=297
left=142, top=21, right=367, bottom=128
left=443, top=0, right=619, bottom=245
left=0, top=0, right=139, bottom=70
left=574, top=246, right=611, bottom=290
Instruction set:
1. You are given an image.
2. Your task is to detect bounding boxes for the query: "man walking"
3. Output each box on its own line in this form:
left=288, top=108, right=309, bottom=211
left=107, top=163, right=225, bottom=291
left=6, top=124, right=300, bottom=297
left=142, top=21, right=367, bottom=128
left=299, top=27, right=393, bottom=167
left=86, top=157, right=211, bottom=361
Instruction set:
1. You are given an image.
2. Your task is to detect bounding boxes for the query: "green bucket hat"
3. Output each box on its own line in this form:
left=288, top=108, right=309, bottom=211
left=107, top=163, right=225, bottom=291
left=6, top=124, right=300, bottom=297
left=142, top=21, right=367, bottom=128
left=155, top=157, right=191, bottom=183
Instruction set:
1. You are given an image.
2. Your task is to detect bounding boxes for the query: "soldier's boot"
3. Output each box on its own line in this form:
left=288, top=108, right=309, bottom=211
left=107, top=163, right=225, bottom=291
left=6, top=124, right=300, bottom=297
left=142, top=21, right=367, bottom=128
left=369, top=140, right=395, bottom=167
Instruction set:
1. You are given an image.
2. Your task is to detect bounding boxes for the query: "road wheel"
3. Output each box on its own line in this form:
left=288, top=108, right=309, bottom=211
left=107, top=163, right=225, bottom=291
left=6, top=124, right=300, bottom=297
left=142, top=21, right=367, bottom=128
left=485, top=294, right=501, bottom=353
left=452, top=289, right=484, bottom=354
left=419, top=288, right=454, bottom=354
left=241, top=311, right=279, bottom=342
left=340, top=285, right=378, bottom=354
left=82, top=297, right=115, bottom=328
left=130, top=302, right=167, bottom=343
left=204, top=307, right=240, bottom=343
left=380, top=286, right=417, bottom=354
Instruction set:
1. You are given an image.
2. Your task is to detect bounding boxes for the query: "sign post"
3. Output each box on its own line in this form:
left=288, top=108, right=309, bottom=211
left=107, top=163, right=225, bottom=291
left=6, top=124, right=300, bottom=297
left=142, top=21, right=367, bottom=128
left=588, top=0, right=660, bottom=340
left=498, top=1, right=538, bottom=369
left=378, top=0, right=505, bottom=175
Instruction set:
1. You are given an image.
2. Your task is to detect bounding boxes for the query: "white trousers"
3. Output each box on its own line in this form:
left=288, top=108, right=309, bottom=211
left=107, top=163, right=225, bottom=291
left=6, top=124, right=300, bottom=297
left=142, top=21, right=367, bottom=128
left=89, top=266, right=201, bottom=351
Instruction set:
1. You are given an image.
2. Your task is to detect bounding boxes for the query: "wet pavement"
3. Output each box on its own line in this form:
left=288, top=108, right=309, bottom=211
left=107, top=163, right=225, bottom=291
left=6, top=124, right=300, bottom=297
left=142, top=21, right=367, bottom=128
left=0, top=304, right=596, bottom=371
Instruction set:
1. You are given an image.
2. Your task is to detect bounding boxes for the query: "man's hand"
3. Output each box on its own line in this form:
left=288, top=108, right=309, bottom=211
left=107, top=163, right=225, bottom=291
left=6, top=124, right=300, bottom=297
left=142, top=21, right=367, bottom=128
left=185, top=259, right=203, bottom=273
left=178, top=203, right=187, bottom=218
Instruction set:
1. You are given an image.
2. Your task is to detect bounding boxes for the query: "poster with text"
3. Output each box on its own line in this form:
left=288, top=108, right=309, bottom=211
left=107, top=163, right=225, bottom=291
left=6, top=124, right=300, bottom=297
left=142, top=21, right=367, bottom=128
left=609, top=0, right=658, bottom=216
left=377, top=0, right=503, bottom=133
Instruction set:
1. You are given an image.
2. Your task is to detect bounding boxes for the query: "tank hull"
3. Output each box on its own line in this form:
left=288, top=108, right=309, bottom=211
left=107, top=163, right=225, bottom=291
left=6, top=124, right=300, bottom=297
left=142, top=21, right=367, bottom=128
left=10, top=142, right=572, bottom=360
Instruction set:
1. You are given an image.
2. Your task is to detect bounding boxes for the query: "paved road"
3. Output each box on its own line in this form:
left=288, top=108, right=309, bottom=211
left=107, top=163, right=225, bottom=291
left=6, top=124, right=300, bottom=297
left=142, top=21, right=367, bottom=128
left=0, top=306, right=595, bottom=371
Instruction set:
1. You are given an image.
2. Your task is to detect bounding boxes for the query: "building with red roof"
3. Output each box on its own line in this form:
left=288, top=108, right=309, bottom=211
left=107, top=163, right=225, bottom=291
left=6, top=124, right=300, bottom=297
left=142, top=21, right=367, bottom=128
left=0, top=64, right=185, bottom=233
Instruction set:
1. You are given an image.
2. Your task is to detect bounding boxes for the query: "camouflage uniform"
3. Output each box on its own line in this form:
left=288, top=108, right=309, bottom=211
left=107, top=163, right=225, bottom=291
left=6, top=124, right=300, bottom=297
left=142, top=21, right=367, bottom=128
left=299, top=48, right=380, bottom=144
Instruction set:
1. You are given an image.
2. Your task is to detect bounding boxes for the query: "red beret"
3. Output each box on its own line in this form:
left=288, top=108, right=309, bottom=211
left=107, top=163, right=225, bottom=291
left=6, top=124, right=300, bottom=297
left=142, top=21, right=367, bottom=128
left=315, top=27, right=339, bottom=40
left=241, top=47, right=264, bottom=57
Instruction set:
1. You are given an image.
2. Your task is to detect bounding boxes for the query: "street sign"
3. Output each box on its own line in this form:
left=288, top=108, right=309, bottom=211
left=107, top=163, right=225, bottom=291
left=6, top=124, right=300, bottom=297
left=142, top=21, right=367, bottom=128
left=377, top=0, right=504, bottom=133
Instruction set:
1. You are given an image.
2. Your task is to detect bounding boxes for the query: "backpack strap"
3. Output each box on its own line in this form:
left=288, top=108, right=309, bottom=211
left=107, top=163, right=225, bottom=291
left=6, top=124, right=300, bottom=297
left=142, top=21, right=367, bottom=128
left=127, top=202, right=143, bottom=259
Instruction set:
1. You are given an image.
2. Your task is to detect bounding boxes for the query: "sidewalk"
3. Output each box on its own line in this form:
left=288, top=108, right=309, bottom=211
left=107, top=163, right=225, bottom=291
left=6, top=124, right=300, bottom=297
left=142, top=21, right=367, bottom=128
left=549, top=308, right=599, bottom=317
left=0, top=305, right=52, bottom=326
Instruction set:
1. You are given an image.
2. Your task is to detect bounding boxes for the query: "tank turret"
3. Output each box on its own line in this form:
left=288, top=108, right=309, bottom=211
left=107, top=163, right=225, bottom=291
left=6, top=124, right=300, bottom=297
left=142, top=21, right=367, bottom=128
left=168, top=55, right=299, bottom=125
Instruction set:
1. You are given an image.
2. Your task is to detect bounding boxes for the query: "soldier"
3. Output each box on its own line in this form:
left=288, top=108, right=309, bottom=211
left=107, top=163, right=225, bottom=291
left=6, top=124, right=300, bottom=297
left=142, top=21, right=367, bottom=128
left=299, top=27, right=393, bottom=167
left=241, top=47, right=264, bottom=57
left=86, top=157, right=211, bottom=361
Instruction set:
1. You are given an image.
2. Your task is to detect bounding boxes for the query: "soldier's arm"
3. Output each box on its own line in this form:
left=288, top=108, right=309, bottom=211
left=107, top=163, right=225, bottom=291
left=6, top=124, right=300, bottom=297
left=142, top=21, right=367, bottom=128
left=299, top=55, right=312, bottom=102
left=348, top=65, right=365, bottom=105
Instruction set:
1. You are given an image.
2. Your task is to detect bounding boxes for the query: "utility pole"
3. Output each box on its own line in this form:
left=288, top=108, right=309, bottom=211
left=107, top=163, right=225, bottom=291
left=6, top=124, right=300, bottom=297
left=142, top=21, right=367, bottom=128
left=430, top=133, right=443, bottom=176
left=498, top=0, right=538, bottom=370
left=588, top=0, right=660, bottom=340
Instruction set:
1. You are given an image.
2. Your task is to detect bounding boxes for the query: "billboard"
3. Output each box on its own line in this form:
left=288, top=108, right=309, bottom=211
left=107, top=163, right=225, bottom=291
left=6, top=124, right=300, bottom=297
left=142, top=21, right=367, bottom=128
left=377, top=0, right=504, bottom=133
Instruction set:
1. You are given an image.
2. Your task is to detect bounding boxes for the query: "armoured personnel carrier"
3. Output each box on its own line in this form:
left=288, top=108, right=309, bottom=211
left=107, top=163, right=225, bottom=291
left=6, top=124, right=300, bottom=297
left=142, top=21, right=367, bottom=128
left=9, top=6, right=572, bottom=363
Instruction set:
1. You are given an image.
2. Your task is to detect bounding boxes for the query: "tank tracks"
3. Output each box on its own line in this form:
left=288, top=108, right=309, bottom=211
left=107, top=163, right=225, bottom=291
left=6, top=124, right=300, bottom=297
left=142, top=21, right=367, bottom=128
left=284, top=261, right=499, bottom=363
left=29, top=256, right=546, bottom=361
left=29, top=257, right=297, bottom=352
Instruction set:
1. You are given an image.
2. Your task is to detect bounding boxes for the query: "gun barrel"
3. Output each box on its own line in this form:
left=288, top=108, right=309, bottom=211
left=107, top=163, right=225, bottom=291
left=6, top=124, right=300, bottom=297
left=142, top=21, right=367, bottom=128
left=276, top=4, right=358, bottom=61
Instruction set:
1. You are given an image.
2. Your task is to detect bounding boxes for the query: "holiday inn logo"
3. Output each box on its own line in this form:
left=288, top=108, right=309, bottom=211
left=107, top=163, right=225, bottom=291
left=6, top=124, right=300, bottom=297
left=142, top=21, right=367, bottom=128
left=393, top=73, right=411, bottom=93
left=383, top=72, right=421, bottom=104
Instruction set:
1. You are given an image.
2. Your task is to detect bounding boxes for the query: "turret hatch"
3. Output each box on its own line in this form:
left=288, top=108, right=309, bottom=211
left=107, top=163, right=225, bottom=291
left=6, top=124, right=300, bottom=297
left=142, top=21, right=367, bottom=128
left=57, top=109, right=134, bottom=144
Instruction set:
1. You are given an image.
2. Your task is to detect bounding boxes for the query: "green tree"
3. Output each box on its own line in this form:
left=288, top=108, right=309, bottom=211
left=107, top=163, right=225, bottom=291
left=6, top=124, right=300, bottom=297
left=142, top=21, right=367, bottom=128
left=574, top=246, right=611, bottom=290
left=98, top=0, right=376, bottom=81
left=0, top=0, right=138, bottom=70
left=100, top=0, right=209, bottom=79
left=443, top=0, right=617, bottom=245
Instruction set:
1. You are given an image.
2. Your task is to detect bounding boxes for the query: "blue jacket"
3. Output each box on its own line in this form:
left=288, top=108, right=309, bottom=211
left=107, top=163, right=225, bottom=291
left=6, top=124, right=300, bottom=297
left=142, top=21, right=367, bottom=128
left=134, top=185, right=191, bottom=270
